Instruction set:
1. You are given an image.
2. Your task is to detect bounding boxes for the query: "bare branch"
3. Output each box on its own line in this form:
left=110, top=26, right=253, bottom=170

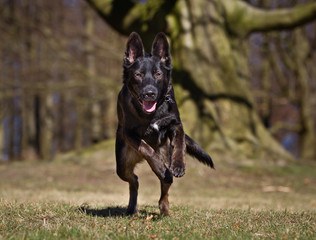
left=269, top=122, right=301, bottom=134
left=222, top=0, right=316, bottom=37
left=84, top=0, right=176, bottom=36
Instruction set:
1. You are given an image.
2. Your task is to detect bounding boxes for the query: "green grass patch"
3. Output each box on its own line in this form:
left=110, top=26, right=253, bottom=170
left=1, top=201, right=315, bottom=240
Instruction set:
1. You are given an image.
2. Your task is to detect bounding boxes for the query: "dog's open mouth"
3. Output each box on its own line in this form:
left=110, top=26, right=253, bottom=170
left=142, top=100, right=157, bottom=113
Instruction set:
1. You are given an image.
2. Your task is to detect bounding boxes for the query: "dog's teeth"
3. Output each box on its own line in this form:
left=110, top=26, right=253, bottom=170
left=152, top=123, right=159, bottom=131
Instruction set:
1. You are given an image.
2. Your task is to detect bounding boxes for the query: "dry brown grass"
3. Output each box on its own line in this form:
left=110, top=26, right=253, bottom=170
left=1, top=139, right=315, bottom=211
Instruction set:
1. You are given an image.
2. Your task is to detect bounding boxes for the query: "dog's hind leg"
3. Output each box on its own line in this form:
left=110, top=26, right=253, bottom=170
left=116, top=133, right=142, bottom=215
left=116, top=151, right=141, bottom=215
left=157, top=144, right=173, bottom=216
left=126, top=173, right=139, bottom=215
left=159, top=180, right=172, bottom=216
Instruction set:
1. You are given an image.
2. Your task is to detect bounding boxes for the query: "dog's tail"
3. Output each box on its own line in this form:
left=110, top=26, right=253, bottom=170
left=185, top=134, right=215, bottom=169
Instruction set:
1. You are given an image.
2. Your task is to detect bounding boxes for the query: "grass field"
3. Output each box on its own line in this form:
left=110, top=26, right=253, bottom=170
left=1, top=140, right=315, bottom=239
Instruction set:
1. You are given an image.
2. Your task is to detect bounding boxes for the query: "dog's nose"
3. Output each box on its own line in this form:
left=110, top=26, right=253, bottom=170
left=144, top=91, right=155, bottom=99
left=142, top=87, right=157, bottom=101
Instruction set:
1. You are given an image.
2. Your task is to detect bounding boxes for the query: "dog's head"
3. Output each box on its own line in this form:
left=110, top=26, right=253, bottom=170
left=123, top=32, right=172, bottom=115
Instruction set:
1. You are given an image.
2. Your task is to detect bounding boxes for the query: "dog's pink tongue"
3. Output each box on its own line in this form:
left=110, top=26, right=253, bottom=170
left=143, top=101, right=157, bottom=113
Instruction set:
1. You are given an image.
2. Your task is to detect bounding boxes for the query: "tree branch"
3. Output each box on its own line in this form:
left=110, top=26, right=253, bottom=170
left=269, top=121, right=301, bottom=134
left=84, top=0, right=176, bottom=40
left=84, top=0, right=134, bottom=35
left=222, top=0, right=316, bottom=37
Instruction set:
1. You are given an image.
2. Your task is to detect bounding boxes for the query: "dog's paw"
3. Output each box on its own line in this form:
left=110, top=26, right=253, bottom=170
left=170, top=162, right=185, bottom=178
left=126, top=206, right=138, bottom=215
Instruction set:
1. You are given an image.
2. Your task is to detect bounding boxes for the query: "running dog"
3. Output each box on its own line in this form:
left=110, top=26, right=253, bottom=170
left=115, top=32, right=214, bottom=215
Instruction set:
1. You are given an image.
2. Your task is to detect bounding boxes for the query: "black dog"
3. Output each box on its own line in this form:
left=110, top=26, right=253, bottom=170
left=115, top=32, right=214, bottom=215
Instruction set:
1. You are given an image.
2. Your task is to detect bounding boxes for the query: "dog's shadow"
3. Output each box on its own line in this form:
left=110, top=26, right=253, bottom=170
left=78, top=206, right=126, bottom=217
left=78, top=205, right=161, bottom=219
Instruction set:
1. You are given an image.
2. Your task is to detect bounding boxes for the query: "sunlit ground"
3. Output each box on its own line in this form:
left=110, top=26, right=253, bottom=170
left=1, top=140, right=315, bottom=212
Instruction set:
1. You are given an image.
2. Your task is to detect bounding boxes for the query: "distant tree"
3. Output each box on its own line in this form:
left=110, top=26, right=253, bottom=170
left=0, top=0, right=124, bottom=161
left=249, top=0, right=316, bottom=160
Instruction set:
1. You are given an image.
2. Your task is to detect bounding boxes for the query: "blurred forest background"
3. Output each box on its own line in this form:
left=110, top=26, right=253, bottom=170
left=0, top=0, right=315, bottom=162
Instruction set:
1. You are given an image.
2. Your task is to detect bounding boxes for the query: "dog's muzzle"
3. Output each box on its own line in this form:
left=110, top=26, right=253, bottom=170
left=141, top=86, right=158, bottom=113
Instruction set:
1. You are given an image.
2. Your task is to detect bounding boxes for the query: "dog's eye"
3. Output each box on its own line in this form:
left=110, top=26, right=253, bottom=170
left=134, top=72, right=143, bottom=79
left=154, top=71, right=162, bottom=79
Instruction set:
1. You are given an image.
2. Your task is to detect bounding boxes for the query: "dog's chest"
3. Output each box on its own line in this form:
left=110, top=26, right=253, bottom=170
left=143, top=121, right=168, bottom=148
left=143, top=104, right=175, bottom=148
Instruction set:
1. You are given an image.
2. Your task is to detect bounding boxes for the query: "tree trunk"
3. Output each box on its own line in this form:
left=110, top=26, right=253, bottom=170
left=34, top=93, right=54, bottom=160
left=0, top=101, right=3, bottom=161
left=84, top=6, right=102, bottom=143
left=74, top=98, right=84, bottom=150
left=167, top=0, right=289, bottom=158
left=85, top=0, right=316, bottom=160
left=57, top=93, right=66, bottom=152
left=294, top=29, right=316, bottom=160
left=0, top=60, right=4, bottom=162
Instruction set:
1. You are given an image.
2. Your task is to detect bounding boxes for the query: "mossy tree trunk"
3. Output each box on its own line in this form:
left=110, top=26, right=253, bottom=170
left=0, top=98, right=3, bottom=161
left=293, top=29, right=316, bottom=160
left=86, top=0, right=316, bottom=160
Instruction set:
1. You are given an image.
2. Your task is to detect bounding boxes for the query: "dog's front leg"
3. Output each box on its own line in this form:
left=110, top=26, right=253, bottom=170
left=124, top=131, right=173, bottom=183
left=170, top=124, right=186, bottom=177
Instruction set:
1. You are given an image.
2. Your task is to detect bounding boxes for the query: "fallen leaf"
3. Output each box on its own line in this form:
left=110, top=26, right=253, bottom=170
left=234, top=225, right=241, bottom=229
left=146, top=214, right=153, bottom=221
left=303, top=178, right=310, bottom=185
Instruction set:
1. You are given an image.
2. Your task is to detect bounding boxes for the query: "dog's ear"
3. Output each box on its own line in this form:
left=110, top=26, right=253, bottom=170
left=124, top=32, right=144, bottom=64
left=151, top=32, right=171, bottom=66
